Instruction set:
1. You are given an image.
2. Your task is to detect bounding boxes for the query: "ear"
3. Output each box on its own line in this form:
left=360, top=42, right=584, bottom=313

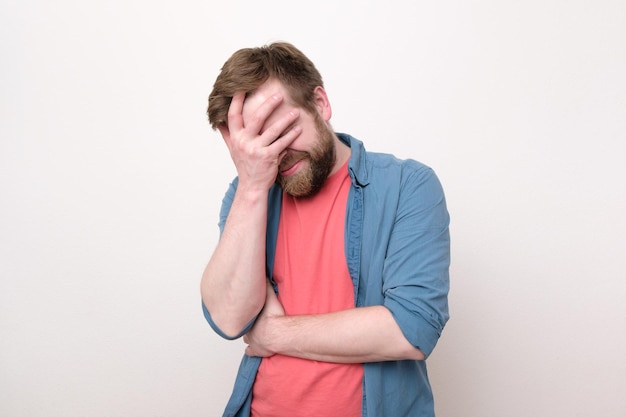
left=313, top=86, right=332, bottom=122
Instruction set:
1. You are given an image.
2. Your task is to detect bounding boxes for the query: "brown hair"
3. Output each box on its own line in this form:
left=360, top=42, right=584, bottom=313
left=207, top=42, right=324, bottom=129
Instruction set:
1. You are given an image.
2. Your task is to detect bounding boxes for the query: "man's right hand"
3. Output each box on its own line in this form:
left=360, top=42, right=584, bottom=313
left=218, top=92, right=302, bottom=193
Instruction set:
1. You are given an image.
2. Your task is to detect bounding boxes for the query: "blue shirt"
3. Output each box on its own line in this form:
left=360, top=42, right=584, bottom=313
left=203, top=133, right=450, bottom=417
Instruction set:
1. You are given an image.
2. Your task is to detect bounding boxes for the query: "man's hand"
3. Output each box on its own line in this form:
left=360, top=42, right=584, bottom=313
left=219, top=92, right=302, bottom=193
left=243, top=281, right=285, bottom=357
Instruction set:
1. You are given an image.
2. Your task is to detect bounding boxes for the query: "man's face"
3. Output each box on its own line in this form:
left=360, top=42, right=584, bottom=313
left=275, top=113, right=335, bottom=197
left=242, top=79, right=336, bottom=198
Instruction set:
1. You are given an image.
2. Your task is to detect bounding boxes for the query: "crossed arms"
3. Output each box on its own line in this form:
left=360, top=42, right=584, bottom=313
left=201, top=89, right=447, bottom=363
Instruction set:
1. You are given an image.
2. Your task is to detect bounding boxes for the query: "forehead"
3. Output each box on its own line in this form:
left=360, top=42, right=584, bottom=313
left=242, top=79, right=293, bottom=119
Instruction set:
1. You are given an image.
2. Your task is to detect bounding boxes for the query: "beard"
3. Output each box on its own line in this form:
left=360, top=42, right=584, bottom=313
left=275, top=115, right=336, bottom=198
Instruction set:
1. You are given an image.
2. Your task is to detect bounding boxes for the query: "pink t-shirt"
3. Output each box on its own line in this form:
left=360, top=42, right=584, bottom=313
left=251, top=161, right=363, bottom=417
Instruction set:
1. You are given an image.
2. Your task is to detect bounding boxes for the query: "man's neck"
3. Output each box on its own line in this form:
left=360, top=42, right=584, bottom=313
left=329, top=135, right=351, bottom=176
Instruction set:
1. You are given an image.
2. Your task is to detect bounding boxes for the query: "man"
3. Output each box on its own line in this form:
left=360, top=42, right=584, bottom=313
left=201, top=42, right=450, bottom=417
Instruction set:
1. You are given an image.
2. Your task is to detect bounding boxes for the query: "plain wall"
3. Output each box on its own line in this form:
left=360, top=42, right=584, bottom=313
left=1, top=1, right=625, bottom=416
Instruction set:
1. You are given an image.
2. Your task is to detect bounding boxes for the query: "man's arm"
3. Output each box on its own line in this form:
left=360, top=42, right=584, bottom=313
left=200, top=92, right=301, bottom=338
left=244, top=285, right=425, bottom=362
left=201, top=185, right=270, bottom=338
left=244, top=163, right=449, bottom=360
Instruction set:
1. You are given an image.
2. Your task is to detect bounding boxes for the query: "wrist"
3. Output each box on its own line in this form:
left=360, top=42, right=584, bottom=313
left=263, top=315, right=289, bottom=355
left=234, top=182, right=270, bottom=206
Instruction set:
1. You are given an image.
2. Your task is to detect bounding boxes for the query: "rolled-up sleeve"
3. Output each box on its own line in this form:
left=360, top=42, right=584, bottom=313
left=382, top=164, right=450, bottom=357
left=202, top=300, right=255, bottom=340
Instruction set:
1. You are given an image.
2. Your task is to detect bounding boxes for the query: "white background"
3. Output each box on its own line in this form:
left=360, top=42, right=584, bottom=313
left=1, top=1, right=625, bottom=416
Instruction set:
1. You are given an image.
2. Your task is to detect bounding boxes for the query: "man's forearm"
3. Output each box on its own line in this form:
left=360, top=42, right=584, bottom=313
left=247, top=305, right=425, bottom=363
left=200, top=187, right=269, bottom=338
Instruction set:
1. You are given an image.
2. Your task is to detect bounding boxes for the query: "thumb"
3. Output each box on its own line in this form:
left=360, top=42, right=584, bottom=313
left=218, top=124, right=231, bottom=144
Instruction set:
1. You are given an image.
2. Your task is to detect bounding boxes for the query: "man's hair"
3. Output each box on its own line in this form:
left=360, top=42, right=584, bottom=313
left=207, top=42, right=324, bottom=130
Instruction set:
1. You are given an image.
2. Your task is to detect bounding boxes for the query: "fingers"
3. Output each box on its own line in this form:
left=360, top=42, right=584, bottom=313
left=267, top=124, right=302, bottom=153
left=226, top=92, right=245, bottom=133
left=228, top=91, right=283, bottom=135
left=226, top=91, right=300, bottom=148
left=245, top=93, right=286, bottom=134
left=220, top=89, right=302, bottom=189
left=258, top=110, right=300, bottom=148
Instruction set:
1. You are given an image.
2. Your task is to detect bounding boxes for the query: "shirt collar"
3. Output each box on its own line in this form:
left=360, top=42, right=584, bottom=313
left=337, top=132, right=370, bottom=187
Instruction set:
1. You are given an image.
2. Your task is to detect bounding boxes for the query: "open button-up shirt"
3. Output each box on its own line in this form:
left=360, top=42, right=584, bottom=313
left=203, top=133, right=450, bottom=417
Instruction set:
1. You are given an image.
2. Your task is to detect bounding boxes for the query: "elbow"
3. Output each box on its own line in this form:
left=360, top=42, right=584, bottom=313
left=393, top=337, right=426, bottom=361
left=200, top=286, right=265, bottom=340
left=212, top=314, right=257, bottom=340
left=407, top=346, right=426, bottom=361
left=202, top=297, right=264, bottom=340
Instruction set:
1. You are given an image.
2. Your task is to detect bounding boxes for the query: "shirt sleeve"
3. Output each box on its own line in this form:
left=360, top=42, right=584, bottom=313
left=382, top=163, right=450, bottom=357
left=202, top=300, right=256, bottom=340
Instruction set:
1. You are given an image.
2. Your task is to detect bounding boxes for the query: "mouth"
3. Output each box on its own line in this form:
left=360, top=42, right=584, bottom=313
left=279, top=159, right=304, bottom=177
left=279, top=151, right=308, bottom=177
